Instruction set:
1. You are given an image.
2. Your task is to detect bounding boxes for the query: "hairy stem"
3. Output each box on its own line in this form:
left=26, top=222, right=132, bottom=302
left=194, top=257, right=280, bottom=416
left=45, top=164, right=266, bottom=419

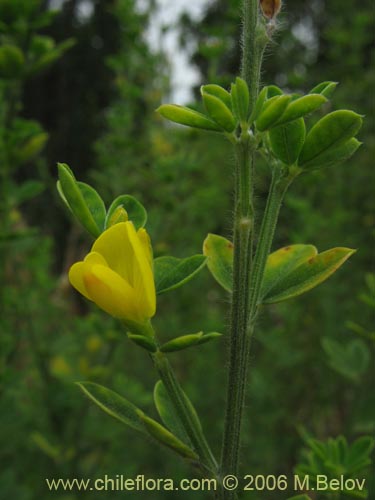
left=219, top=2, right=264, bottom=494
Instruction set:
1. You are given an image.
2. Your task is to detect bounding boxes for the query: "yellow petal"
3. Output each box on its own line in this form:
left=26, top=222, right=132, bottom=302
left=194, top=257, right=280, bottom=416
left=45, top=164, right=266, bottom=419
left=137, top=228, right=153, bottom=267
left=92, top=222, right=135, bottom=284
left=127, top=223, right=156, bottom=318
left=68, top=252, right=108, bottom=300
left=83, top=264, right=139, bottom=320
left=69, top=261, right=91, bottom=300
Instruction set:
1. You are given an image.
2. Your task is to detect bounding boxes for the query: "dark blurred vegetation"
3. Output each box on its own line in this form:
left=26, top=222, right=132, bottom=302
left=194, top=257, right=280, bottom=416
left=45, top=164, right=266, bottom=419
left=0, top=0, right=373, bottom=498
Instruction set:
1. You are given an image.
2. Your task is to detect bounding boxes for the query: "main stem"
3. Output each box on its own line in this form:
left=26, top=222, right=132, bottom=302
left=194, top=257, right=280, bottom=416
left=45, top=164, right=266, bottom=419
left=219, top=1, right=262, bottom=490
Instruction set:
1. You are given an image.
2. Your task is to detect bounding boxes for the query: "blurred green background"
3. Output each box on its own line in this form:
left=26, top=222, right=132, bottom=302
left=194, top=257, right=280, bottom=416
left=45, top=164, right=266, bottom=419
left=0, top=0, right=374, bottom=498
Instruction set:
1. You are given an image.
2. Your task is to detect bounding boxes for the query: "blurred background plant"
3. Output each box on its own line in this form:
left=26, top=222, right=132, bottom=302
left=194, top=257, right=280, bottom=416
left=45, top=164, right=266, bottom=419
left=0, top=0, right=373, bottom=499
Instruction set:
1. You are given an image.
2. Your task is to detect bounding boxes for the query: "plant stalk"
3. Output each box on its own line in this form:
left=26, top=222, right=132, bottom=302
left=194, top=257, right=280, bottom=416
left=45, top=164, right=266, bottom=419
left=152, top=351, right=218, bottom=475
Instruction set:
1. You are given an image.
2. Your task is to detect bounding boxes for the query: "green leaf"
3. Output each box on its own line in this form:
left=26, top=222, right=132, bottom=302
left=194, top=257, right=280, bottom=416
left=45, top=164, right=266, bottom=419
left=160, top=332, right=222, bottom=352
left=154, top=255, right=206, bottom=294
left=77, top=382, right=146, bottom=433
left=77, top=182, right=106, bottom=232
left=267, top=85, right=283, bottom=97
left=203, top=233, right=233, bottom=291
left=346, top=436, right=375, bottom=471
left=275, top=94, right=327, bottom=126
left=298, top=110, right=363, bottom=167
left=255, top=95, right=291, bottom=131
left=298, top=137, right=362, bottom=170
left=262, top=247, right=356, bottom=304
left=310, top=81, right=338, bottom=98
left=322, top=338, right=370, bottom=381
left=137, top=412, right=198, bottom=460
left=157, top=104, right=220, bottom=131
left=201, top=91, right=236, bottom=132
left=201, top=84, right=232, bottom=109
left=261, top=244, right=318, bottom=300
left=268, top=118, right=306, bottom=164
left=127, top=334, right=157, bottom=352
left=105, top=195, right=147, bottom=230
left=249, top=86, right=268, bottom=122
left=230, top=77, right=250, bottom=123
left=57, top=163, right=101, bottom=237
left=154, top=381, right=191, bottom=445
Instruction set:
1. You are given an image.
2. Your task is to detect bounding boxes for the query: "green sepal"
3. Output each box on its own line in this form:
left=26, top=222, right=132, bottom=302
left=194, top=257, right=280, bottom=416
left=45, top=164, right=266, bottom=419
left=201, top=91, right=236, bottom=132
left=57, top=163, right=103, bottom=237
left=310, top=81, right=338, bottom=98
left=154, top=381, right=191, bottom=445
left=268, top=118, right=306, bottom=165
left=127, top=333, right=157, bottom=352
left=203, top=233, right=233, bottom=292
left=157, top=104, right=220, bottom=131
left=298, top=110, right=363, bottom=167
left=105, top=194, right=147, bottom=230
left=154, top=255, right=206, bottom=294
left=275, top=94, right=327, bottom=126
left=255, top=95, right=291, bottom=131
left=136, top=411, right=198, bottom=460
left=201, top=84, right=232, bottom=109
left=77, top=382, right=146, bottom=433
left=262, top=247, right=356, bottom=304
left=230, top=77, right=250, bottom=123
left=159, top=332, right=222, bottom=352
left=299, top=137, right=362, bottom=170
left=0, top=44, right=24, bottom=78
left=249, top=86, right=268, bottom=122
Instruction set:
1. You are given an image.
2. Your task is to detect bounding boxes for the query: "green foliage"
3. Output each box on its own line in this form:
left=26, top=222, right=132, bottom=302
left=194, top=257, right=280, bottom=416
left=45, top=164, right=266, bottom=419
left=154, top=255, right=207, bottom=294
left=203, top=233, right=233, bottom=292
left=57, top=163, right=105, bottom=237
left=78, top=382, right=198, bottom=460
left=157, top=104, right=221, bottom=131
left=154, top=381, right=192, bottom=445
left=298, top=111, right=363, bottom=168
left=262, top=247, right=356, bottom=304
left=255, top=94, right=291, bottom=131
left=203, top=235, right=355, bottom=305
left=268, top=118, right=306, bottom=165
left=322, top=337, right=370, bottom=382
left=294, top=435, right=374, bottom=498
left=1, top=0, right=373, bottom=498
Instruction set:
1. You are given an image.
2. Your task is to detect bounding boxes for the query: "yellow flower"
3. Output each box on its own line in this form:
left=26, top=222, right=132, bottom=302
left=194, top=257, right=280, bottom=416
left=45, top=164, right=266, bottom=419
left=69, top=221, right=156, bottom=323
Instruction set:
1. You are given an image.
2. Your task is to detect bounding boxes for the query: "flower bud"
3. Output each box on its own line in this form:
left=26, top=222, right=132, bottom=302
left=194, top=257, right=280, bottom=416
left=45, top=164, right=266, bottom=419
left=260, top=0, right=282, bottom=19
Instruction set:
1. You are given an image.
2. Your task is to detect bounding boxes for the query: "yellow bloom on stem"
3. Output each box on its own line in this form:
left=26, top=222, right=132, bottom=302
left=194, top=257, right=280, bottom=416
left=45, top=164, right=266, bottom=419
left=69, top=221, right=156, bottom=325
